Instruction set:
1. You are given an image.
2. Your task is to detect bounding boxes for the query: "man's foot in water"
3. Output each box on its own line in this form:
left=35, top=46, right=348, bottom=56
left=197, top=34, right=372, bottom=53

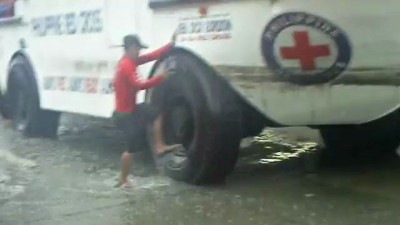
left=114, top=180, right=131, bottom=189
left=154, top=144, right=187, bottom=170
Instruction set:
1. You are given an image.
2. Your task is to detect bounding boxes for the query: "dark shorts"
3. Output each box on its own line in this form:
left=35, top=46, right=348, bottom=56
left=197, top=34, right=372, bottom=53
left=113, top=104, right=159, bottom=153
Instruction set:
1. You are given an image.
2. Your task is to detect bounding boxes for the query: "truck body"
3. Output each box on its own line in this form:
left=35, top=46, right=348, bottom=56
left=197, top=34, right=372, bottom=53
left=0, top=0, right=399, bottom=124
left=1, top=0, right=399, bottom=183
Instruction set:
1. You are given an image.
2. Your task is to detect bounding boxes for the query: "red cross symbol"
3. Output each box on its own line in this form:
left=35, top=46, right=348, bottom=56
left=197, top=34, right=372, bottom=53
left=280, top=31, right=331, bottom=71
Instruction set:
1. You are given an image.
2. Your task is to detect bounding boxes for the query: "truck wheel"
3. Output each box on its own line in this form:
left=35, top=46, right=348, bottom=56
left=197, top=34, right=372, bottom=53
left=0, top=91, right=7, bottom=119
left=8, top=56, right=60, bottom=138
left=147, top=50, right=243, bottom=184
left=319, top=110, right=400, bottom=162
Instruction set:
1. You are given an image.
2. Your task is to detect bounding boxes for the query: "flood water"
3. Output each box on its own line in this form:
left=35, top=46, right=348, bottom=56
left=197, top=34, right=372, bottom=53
left=0, top=114, right=399, bottom=225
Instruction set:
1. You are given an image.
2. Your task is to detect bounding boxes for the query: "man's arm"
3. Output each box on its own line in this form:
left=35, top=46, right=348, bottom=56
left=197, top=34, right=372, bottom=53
left=127, top=71, right=164, bottom=90
left=118, top=62, right=164, bottom=90
left=136, top=43, right=174, bottom=65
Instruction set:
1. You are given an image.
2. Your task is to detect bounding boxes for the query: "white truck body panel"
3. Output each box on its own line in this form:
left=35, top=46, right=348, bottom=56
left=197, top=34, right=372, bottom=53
left=150, top=0, right=400, bottom=125
left=0, top=0, right=155, bottom=118
left=0, top=0, right=399, bottom=126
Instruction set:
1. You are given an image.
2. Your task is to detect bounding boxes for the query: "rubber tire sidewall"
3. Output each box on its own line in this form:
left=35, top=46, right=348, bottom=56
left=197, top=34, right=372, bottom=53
left=148, top=51, right=242, bottom=184
left=8, top=57, right=60, bottom=138
left=9, top=58, right=37, bottom=135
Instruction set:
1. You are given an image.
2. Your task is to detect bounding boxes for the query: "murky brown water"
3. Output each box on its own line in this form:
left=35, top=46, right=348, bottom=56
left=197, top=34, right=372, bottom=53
left=0, top=114, right=399, bottom=225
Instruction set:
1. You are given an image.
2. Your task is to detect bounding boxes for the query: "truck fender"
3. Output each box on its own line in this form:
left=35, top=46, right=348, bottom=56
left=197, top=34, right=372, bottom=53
left=147, top=47, right=280, bottom=138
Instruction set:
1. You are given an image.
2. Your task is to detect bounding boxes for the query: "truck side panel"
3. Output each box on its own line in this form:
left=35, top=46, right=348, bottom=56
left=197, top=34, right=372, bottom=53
left=149, top=0, right=400, bottom=125
left=1, top=0, right=399, bottom=126
left=0, top=0, right=166, bottom=118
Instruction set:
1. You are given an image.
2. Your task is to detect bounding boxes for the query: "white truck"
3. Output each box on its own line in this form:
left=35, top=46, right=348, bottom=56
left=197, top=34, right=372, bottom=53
left=0, top=0, right=399, bottom=184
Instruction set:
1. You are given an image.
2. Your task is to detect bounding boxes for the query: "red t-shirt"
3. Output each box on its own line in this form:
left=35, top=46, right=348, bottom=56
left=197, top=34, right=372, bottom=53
left=113, top=43, right=173, bottom=112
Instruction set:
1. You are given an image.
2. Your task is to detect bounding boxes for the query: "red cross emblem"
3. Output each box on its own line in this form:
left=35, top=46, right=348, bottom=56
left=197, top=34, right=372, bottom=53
left=280, top=31, right=331, bottom=71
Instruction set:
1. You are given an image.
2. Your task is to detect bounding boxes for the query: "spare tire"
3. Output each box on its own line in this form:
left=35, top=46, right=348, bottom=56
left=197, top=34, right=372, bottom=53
left=147, top=50, right=243, bottom=184
left=8, top=56, right=60, bottom=138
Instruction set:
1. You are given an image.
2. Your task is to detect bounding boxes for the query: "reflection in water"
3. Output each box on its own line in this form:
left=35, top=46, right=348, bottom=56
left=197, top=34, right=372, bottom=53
left=1, top=115, right=400, bottom=225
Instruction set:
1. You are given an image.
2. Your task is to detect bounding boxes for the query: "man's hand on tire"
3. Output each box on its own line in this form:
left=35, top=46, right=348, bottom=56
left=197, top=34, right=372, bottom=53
left=162, top=69, right=175, bottom=79
left=156, top=64, right=174, bottom=79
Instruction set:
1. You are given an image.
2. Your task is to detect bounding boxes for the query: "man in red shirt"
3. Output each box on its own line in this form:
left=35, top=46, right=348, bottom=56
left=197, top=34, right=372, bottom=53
left=113, top=34, right=180, bottom=188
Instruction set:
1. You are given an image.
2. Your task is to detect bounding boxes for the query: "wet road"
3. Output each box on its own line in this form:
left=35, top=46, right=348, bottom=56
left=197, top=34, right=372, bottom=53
left=0, top=114, right=400, bottom=225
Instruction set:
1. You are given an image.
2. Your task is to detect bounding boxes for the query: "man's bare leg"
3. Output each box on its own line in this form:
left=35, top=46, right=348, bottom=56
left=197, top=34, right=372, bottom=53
left=153, top=114, right=183, bottom=155
left=153, top=114, right=169, bottom=154
left=151, top=114, right=186, bottom=170
left=120, top=151, right=132, bottom=187
left=4, top=120, right=11, bottom=128
left=1, top=116, right=11, bottom=128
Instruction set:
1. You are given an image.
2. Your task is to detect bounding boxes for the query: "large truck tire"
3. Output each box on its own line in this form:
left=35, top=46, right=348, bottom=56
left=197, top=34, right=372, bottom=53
left=7, top=56, right=60, bottom=138
left=0, top=90, right=6, bottom=118
left=319, top=109, right=400, bottom=163
left=147, top=49, right=243, bottom=184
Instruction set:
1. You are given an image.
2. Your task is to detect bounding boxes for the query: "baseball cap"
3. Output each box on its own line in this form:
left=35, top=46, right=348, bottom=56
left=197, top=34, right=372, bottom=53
left=122, top=34, right=149, bottom=49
